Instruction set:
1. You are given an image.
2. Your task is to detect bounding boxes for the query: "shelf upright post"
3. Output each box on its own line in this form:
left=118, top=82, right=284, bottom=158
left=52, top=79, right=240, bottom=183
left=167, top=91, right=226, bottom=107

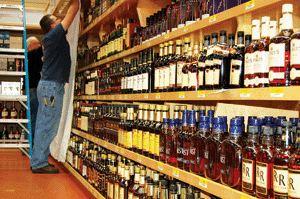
left=22, top=0, right=33, bottom=161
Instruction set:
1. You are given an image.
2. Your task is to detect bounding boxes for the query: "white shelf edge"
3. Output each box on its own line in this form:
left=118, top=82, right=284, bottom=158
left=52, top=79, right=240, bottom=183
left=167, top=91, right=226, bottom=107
left=0, top=71, right=26, bottom=76
left=0, top=54, right=25, bottom=58
left=0, top=95, right=27, bottom=101
left=0, top=143, right=30, bottom=148
left=0, top=119, right=29, bottom=123
left=0, top=49, right=25, bottom=53
left=0, top=26, right=24, bottom=31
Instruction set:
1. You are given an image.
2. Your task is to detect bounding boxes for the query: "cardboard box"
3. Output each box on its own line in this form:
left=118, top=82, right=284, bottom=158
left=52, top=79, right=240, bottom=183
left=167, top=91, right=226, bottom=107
left=10, top=36, right=22, bottom=49
left=3, top=31, right=10, bottom=48
left=7, top=58, right=15, bottom=71
left=0, top=57, right=7, bottom=71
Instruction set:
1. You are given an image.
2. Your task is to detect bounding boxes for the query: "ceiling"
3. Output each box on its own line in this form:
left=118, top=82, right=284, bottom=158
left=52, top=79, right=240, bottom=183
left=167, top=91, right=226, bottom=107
left=0, top=0, right=49, bottom=11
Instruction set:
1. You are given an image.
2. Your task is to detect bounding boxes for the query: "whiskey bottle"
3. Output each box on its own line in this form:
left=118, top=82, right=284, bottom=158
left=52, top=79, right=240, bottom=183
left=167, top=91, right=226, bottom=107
left=244, top=20, right=260, bottom=88
left=8, top=126, right=14, bottom=140
left=120, top=165, right=131, bottom=199
left=170, top=40, right=182, bottom=92
left=256, top=127, right=275, bottom=199
left=169, top=183, right=178, bottom=199
left=14, top=127, right=20, bottom=140
left=133, top=169, right=147, bottom=199
left=183, top=110, right=196, bottom=171
left=135, top=104, right=143, bottom=154
left=125, top=107, right=134, bottom=151
left=162, top=42, right=169, bottom=92
left=142, top=50, right=150, bottom=93
left=132, top=59, right=138, bottom=94
left=269, top=4, right=294, bottom=86
left=142, top=104, right=150, bottom=157
left=158, top=44, right=165, bottom=92
left=189, top=42, right=199, bottom=91
left=10, top=102, right=18, bottom=119
left=1, top=101, right=9, bottom=119
left=178, top=109, right=188, bottom=170
left=290, top=27, right=300, bottom=85
left=220, top=118, right=243, bottom=190
left=160, top=180, right=169, bottom=199
left=146, top=49, right=154, bottom=93
left=164, top=41, right=174, bottom=92
left=230, top=31, right=245, bottom=88
left=204, top=117, right=225, bottom=182
left=288, top=131, right=300, bottom=199
left=160, top=118, right=169, bottom=163
left=154, top=105, right=162, bottom=161
left=155, top=44, right=164, bottom=92
left=166, top=118, right=178, bottom=167
left=1, top=125, right=8, bottom=141
left=137, top=52, right=143, bottom=93
left=178, top=0, right=186, bottom=29
left=177, top=38, right=190, bottom=91
left=198, top=36, right=209, bottom=90
left=152, top=173, right=160, bottom=199
left=149, top=104, right=156, bottom=159
left=205, top=34, right=215, bottom=90
left=182, top=46, right=192, bottom=91
left=273, top=121, right=294, bottom=198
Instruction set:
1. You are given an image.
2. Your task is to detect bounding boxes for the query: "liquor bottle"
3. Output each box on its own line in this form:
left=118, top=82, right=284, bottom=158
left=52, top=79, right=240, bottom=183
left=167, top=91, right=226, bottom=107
left=108, top=166, right=116, bottom=199
left=152, top=173, right=160, bottom=199
left=178, top=109, right=188, bottom=170
left=198, top=35, right=207, bottom=90
left=191, top=116, right=210, bottom=176
left=8, top=126, right=14, bottom=140
left=166, top=118, right=178, bottom=167
left=205, top=34, right=214, bottom=90
left=220, top=118, right=243, bottom=190
left=128, top=166, right=141, bottom=199
left=133, top=169, right=147, bottom=199
left=125, top=107, right=134, bottom=151
left=269, top=4, right=294, bottom=86
left=169, top=183, right=178, bottom=199
left=254, top=16, right=270, bottom=88
left=204, top=117, right=225, bottom=182
left=19, top=106, right=26, bottom=119
left=137, top=52, right=143, bottom=93
left=120, top=165, right=130, bottom=199
left=146, top=49, right=154, bottom=93
left=14, top=127, right=20, bottom=140
left=132, top=59, right=138, bottom=94
left=183, top=110, right=196, bottom=171
left=175, top=40, right=184, bottom=91
left=290, top=27, right=300, bottom=85
left=1, top=101, right=9, bottom=119
left=142, top=50, right=150, bottom=93
left=288, top=131, right=300, bottom=198
left=189, top=41, right=199, bottom=91
left=149, top=104, right=156, bottom=159
left=114, top=163, right=122, bottom=199
left=10, top=102, right=18, bottom=119
left=182, top=46, right=192, bottom=91
left=230, top=31, right=245, bottom=88
left=160, top=180, right=169, bottom=199
left=158, top=44, right=165, bottom=92
left=270, top=20, right=278, bottom=39
left=273, top=121, right=294, bottom=198
left=142, top=104, right=150, bottom=157
left=181, top=182, right=189, bottom=198
left=160, top=118, right=169, bottom=163
left=186, top=0, right=198, bottom=26
left=256, top=126, right=275, bottom=199
left=244, top=20, right=260, bottom=88
left=155, top=45, right=164, bottom=92
left=167, top=0, right=179, bottom=32
left=154, top=105, right=162, bottom=161
left=129, top=162, right=135, bottom=184
left=170, top=40, right=181, bottom=92
left=178, top=0, right=186, bottom=29
left=162, top=42, right=169, bottom=92
left=164, top=41, right=174, bottom=92
left=134, top=104, right=143, bottom=154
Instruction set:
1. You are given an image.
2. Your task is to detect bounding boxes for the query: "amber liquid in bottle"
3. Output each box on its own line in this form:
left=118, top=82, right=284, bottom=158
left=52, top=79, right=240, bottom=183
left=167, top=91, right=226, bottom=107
left=169, top=40, right=182, bottom=92
left=163, top=42, right=170, bottom=93
left=189, top=42, right=199, bottom=91
left=125, top=108, right=134, bottom=151
left=177, top=38, right=189, bottom=91
left=290, top=30, right=300, bottom=85
left=183, top=110, right=196, bottom=171
left=288, top=132, right=300, bottom=199
left=178, top=109, right=188, bottom=170
left=155, top=45, right=164, bottom=92
left=198, top=36, right=209, bottom=90
left=153, top=105, right=162, bottom=161
left=158, top=44, right=165, bottom=93
left=10, top=101, right=18, bottom=119
left=135, top=105, right=143, bottom=154
left=120, top=166, right=131, bottom=199
left=1, top=101, right=9, bottom=119
left=133, top=170, right=147, bottom=199
left=181, top=42, right=192, bottom=91
left=148, top=105, right=156, bottom=159
left=142, top=105, right=150, bottom=157
left=160, top=118, right=169, bottom=163
left=166, top=119, right=178, bottom=167
left=128, top=167, right=140, bottom=199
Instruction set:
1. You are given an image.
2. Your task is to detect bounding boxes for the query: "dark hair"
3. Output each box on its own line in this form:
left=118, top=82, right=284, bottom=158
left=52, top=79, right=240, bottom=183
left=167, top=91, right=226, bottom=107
left=40, top=14, right=53, bottom=33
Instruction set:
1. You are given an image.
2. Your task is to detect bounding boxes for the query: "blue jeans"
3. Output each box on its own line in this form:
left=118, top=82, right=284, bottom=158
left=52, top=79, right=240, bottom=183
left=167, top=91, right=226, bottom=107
left=29, top=91, right=38, bottom=146
left=31, top=80, right=65, bottom=169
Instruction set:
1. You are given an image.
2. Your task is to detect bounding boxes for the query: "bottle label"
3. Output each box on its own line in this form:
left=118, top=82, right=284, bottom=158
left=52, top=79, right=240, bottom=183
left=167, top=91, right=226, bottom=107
left=129, top=76, right=133, bottom=89
left=119, top=187, right=124, bottom=199
left=11, top=111, right=17, bottom=117
left=288, top=169, right=300, bottom=198
left=189, top=71, right=197, bottom=87
left=154, top=134, right=160, bottom=156
left=190, top=147, right=196, bottom=156
left=123, top=130, right=128, bottom=148
left=159, top=68, right=164, bottom=88
left=127, top=131, right=132, bottom=148
left=155, top=68, right=160, bottom=88
left=142, top=73, right=148, bottom=90
left=14, top=133, right=20, bottom=139
left=291, top=39, right=300, bottom=65
left=8, top=133, right=14, bottom=139
left=177, top=61, right=185, bottom=85
left=137, top=74, right=143, bottom=90
left=182, top=73, right=189, bottom=87
left=133, top=75, right=138, bottom=91
left=164, top=66, right=170, bottom=88
left=230, top=59, right=242, bottom=85
left=149, top=132, right=155, bottom=154
left=143, top=131, right=150, bottom=151
left=132, top=129, right=138, bottom=148
left=110, top=183, right=114, bottom=198
left=242, top=159, right=254, bottom=190
left=256, top=162, right=270, bottom=195
left=245, top=53, right=254, bottom=75
left=213, top=68, right=220, bottom=85
left=121, top=77, right=124, bottom=90
left=198, top=61, right=206, bottom=68
left=2, top=111, right=8, bottom=117
left=213, top=58, right=222, bottom=66
left=128, top=193, right=133, bottom=199
left=125, top=76, right=128, bottom=89
left=205, top=66, right=213, bottom=85
left=170, top=63, right=176, bottom=85
left=273, top=165, right=288, bottom=196
left=137, top=130, right=143, bottom=150
left=254, top=51, right=269, bottom=73
left=290, top=67, right=300, bottom=80
left=114, top=183, right=119, bottom=199
left=269, top=70, right=285, bottom=81
left=269, top=43, right=285, bottom=67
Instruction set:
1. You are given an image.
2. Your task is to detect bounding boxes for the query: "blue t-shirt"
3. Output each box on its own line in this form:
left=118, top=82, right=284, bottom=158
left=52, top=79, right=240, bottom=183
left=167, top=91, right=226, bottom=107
left=41, top=23, right=71, bottom=83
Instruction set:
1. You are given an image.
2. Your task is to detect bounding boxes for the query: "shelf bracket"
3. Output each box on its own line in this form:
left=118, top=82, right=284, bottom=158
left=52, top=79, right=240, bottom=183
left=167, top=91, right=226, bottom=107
left=19, top=147, right=30, bottom=158
left=18, top=122, right=29, bottom=134
left=18, top=100, right=28, bottom=110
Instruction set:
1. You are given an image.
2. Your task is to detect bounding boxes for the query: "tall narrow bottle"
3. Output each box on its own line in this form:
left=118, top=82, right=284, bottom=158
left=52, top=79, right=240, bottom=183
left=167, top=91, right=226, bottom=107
left=189, top=42, right=199, bottom=91
left=198, top=37, right=208, bottom=90
left=158, top=44, right=165, bottom=92
left=128, top=167, right=140, bottom=199
left=160, top=118, right=169, bottom=163
left=182, top=46, right=192, bottom=91
left=177, top=38, right=190, bottom=91
left=136, top=104, right=144, bottom=154
left=142, top=104, right=151, bottom=157
left=166, top=118, right=178, bottom=167
left=133, top=169, right=147, bottom=199
left=148, top=104, right=156, bottom=158
left=154, top=105, right=162, bottom=161
left=169, top=40, right=181, bottom=92
left=205, top=34, right=215, bottom=90
left=125, top=107, right=134, bottom=151
left=290, top=22, right=300, bottom=85
left=288, top=131, right=300, bottom=199
left=175, top=39, right=184, bottom=91
left=178, top=109, right=188, bottom=170
left=183, top=110, right=196, bottom=171
left=269, top=4, right=294, bottom=86
left=162, top=42, right=169, bottom=92
left=154, top=46, right=162, bottom=93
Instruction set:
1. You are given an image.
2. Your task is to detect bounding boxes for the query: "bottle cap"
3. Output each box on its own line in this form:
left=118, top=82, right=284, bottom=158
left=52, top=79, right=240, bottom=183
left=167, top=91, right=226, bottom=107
left=229, top=33, right=235, bottom=39
left=161, top=179, right=168, bottom=186
left=250, top=118, right=261, bottom=126
left=290, top=118, right=298, bottom=125
left=230, top=118, right=242, bottom=126
left=200, top=116, right=209, bottom=122
left=282, top=4, right=293, bottom=13
left=248, top=116, right=257, bottom=121
left=187, top=193, right=195, bottom=199
left=180, top=106, right=187, bottom=111
left=194, top=41, right=200, bottom=45
left=263, top=126, right=274, bottom=136
left=125, top=165, right=129, bottom=170
left=282, top=121, right=292, bottom=127
left=211, top=32, right=218, bottom=38
left=170, top=118, right=176, bottom=124
left=261, top=16, right=270, bottom=23
left=176, top=40, right=183, bottom=45
left=277, top=118, right=287, bottom=126
left=220, top=30, right=227, bottom=36
left=174, top=105, right=180, bottom=111
left=160, top=44, right=164, bottom=48
left=252, top=19, right=260, bottom=27
left=189, top=110, right=196, bottom=126
left=204, top=35, right=211, bottom=40
left=184, top=37, right=191, bottom=43
left=149, top=104, right=156, bottom=110
left=135, top=166, right=140, bottom=173
left=163, top=118, right=169, bottom=123
left=170, top=184, right=177, bottom=191
left=153, top=173, right=159, bottom=181
left=140, top=170, right=146, bottom=175
left=164, top=42, right=169, bottom=46
left=156, top=105, right=162, bottom=110
left=208, top=110, right=214, bottom=116
left=162, top=105, right=169, bottom=111
left=214, top=117, right=223, bottom=124
left=169, top=41, right=174, bottom=45
left=193, top=105, right=200, bottom=111
left=199, top=110, right=206, bottom=117
left=248, top=126, right=259, bottom=134
left=237, top=31, right=244, bottom=37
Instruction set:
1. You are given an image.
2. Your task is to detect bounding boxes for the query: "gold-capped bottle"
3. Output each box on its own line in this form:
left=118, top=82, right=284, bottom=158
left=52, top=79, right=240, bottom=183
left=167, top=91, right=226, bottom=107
left=142, top=104, right=151, bottom=157
left=148, top=104, right=156, bottom=158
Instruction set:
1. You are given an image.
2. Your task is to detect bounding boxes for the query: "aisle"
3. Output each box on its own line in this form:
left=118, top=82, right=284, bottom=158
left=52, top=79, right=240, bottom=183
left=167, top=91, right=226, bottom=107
left=0, top=149, right=96, bottom=199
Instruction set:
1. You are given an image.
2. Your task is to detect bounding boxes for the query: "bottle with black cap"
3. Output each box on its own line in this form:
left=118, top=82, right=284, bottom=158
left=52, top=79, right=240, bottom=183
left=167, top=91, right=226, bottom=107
left=169, top=182, right=178, bottom=199
left=187, top=193, right=194, bottom=199
left=160, top=179, right=169, bottom=199
left=198, top=35, right=210, bottom=90
left=205, top=33, right=216, bottom=90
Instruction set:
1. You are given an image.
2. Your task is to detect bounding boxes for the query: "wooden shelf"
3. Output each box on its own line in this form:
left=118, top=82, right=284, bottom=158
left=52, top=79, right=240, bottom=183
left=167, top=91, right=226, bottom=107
left=76, top=0, right=286, bottom=73
left=71, top=128, right=256, bottom=199
left=0, top=143, right=30, bottom=148
left=0, top=119, right=29, bottom=123
left=0, top=95, right=27, bottom=101
left=61, top=162, right=105, bottom=199
left=0, top=25, right=24, bottom=31
left=0, top=71, right=26, bottom=76
left=0, top=48, right=25, bottom=53
left=74, top=86, right=300, bottom=101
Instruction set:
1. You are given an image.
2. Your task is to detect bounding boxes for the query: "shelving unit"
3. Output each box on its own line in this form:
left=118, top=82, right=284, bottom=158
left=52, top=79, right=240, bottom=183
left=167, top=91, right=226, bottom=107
left=0, top=71, right=26, bottom=76
left=0, top=48, right=25, bottom=53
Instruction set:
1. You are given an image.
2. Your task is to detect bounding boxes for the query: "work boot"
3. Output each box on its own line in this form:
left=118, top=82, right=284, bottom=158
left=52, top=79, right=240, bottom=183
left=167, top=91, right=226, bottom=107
left=30, top=163, right=54, bottom=170
left=32, top=164, right=60, bottom=174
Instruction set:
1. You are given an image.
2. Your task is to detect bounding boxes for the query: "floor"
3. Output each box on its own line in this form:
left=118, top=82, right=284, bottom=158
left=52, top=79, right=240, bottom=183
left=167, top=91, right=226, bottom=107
left=0, top=149, right=96, bottom=199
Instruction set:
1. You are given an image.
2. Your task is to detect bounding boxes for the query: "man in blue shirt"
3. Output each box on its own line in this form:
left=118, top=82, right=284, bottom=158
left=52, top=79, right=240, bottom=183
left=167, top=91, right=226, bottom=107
left=31, top=0, right=79, bottom=174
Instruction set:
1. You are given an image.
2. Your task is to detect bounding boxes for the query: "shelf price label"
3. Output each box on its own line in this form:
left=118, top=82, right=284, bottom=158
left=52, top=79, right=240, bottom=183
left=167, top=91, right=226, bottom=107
left=241, top=196, right=251, bottom=199
left=111, top=96, right=114, bottom=100
left=198, top=91, right=205, bottom=98
left=103, top=96, right=106, bottom=99
left=271, top=88, right=284, bottom=98
left=209, top=15, right=216, bottom=23
left=146, top=42, right=151, bottom=47
left=156, top=93, right=161, bottom=99
left=124, top=95, right=128, bottom=99
left=121, top=148, right=125, bottom=154
left=137, top=155, right=142, bottom=163
left=119, top=95, right=122, bottom=99
left=164, top=33, right=170, bottom=40
left=104, top=141, right=108, bottom=147
left=158, top=163, right=164, bottom=171
left=184, top=25, right=190, bottom=32
left=179, top=92, right=185, bottom=99
left=173, top=168, right=179, bottom=178
left=240, top=89, right=250, bottom=98
left=144, top=94, right=149, bottom=99
left=199, top=178, right=208, bottom=188
left=245, top=0, right=255, bottom=10
left=115, top=146, right=119, bottom=152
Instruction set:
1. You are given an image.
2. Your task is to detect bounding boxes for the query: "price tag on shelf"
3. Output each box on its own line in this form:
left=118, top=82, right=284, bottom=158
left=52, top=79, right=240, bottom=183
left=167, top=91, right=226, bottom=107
left=137, top=155, right=142, bottom=163
left=173, top=168, right=179, bottom=178
left=107, top=57, right=110, bottom=61
left=179, top=92, right=185, bottom=99
left=131, top=49, right=135, bottom=53
left=115, top=55, right=118, bottom=59
left=103, top=96, right=106, bottom=99
left=111, top=96, right=114, bottom=100
left=104, top=141, right=108, bottom=147
left=164, top=33, right=170, bottom=39
left=146, top=42, right=151, bottom=47
left=115, top=146, right=119, bottom=152
left=144, top=94, right=149, bottom=99
left=124, top=95, right=128, bottom=99
left=209, top=15, right=216, bottom=23
left=184, top=25, right=190, bottom=32
left=245, top=0, right=255, bottom=10
left=119, top=95, right=122, bottom=99
left=199, top=178, right=208, bottom=188
left=241, top=196, right=251, bottom=199
left=156, top=93, right=161, bottom=99
left=121, top=148, right=125, bottom=154
left=198, top=91, right=205, bottom=98
left=240, top=89, right=250, bottom=98
left=271, top=88, right=284, bottom=98
left=158, top=163, right=163, bottom=171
